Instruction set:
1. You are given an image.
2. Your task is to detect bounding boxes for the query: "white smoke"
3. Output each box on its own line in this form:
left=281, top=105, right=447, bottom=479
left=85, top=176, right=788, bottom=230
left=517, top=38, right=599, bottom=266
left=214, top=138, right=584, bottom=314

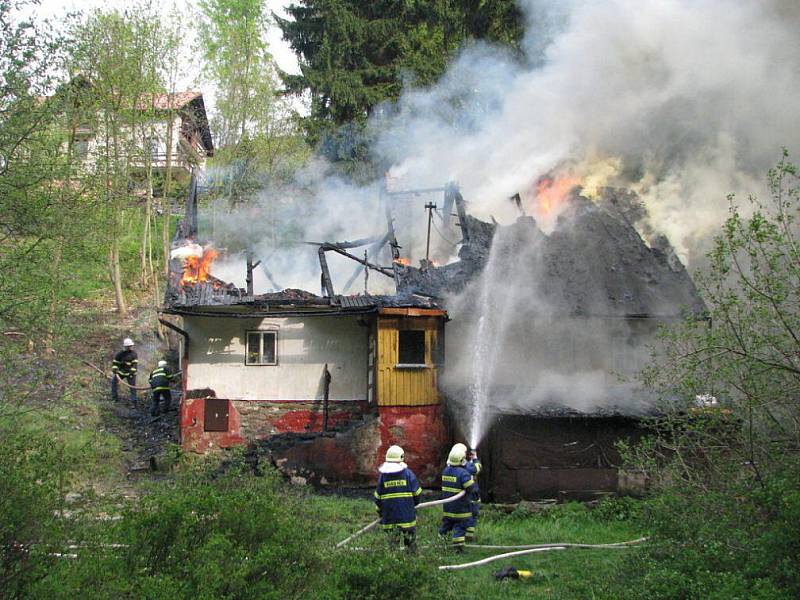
left=376, top=0, right=800, bottom=264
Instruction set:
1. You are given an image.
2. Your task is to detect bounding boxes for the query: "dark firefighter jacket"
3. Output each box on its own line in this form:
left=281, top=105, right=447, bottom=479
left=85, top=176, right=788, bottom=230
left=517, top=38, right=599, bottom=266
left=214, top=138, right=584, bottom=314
left=465, top=458, right=482, bottom=503
left=374, top=466, right=422, bottom=529
left=441, top=465, right=477, bottom=519
left=148, top=366, right=173, bottom=391
left=112, top=349, right=138, bottom=377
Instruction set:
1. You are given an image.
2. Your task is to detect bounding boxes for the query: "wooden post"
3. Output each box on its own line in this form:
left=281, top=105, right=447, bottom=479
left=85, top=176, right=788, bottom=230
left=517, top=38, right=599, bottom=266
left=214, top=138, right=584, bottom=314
left=245, top=252, right=260, bottom=297
left=425, top=201, right=437, bottom=265
left=318, top=247, right=335, bottom=298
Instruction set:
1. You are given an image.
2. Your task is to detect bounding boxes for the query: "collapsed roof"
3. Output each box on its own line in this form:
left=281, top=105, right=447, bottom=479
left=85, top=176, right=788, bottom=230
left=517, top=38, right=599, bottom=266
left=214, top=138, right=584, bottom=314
left=397, top=188, right=706, bottom=318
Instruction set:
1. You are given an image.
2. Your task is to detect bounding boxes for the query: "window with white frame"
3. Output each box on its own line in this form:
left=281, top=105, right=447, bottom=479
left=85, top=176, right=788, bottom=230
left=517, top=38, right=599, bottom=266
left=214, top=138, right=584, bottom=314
left=245, top=330, right=277, bottom=365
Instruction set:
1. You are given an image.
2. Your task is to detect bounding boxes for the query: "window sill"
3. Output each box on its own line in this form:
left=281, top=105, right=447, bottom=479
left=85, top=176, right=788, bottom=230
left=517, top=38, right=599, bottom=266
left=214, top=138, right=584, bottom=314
left=394, top=363, right=430, bottom=369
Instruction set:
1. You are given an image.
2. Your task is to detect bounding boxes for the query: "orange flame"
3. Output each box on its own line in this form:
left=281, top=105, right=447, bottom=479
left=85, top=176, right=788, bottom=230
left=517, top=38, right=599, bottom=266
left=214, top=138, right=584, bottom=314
left=181, top=247, right=218, bottom=285
left=393, top=257, right=411, bottom=266
left=536, top=175, right=580, bottom=215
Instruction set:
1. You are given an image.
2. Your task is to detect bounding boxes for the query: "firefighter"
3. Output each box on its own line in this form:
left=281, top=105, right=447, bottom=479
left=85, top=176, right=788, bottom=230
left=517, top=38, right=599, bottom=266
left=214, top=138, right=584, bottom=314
left=148, top=360, right=174, bottom=416
left=374, top=445, right=422, bottom=550
left=464, top=445, right=482, bottom=541
left=111, top=338, right=138, bottom=403
left=439, top=443, right=478, bottom=551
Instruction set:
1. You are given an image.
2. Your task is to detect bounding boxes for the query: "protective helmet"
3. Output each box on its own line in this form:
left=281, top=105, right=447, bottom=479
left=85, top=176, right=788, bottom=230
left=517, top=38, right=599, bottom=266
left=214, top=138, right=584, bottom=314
left=447, top=443, right=467, bottom=466
left=123, top=338, right=135, bottom=347
left=385, top=445, right=405, bottom=463
left=158, top=360, right=167, bottom=367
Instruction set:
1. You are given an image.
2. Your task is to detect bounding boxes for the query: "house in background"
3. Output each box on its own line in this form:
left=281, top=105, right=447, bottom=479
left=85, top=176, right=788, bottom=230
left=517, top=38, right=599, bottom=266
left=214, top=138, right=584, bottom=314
left=60, top=84, right=214, bottom=184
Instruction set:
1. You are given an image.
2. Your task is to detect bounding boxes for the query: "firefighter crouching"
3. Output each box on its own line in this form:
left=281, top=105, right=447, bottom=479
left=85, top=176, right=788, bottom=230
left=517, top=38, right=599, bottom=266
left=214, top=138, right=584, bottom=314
left=374, top=445, right=422, bottom=550
left=439, top=443, right=478, bottom=551
left=148, top=360, right=176, bottom=416
left=111, top=338, right=138, bottom=403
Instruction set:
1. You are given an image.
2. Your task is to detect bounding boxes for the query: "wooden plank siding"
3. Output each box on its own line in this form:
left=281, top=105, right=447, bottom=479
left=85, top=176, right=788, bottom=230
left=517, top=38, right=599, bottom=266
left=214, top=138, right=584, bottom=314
left=376, top=316, right=442, bottom=407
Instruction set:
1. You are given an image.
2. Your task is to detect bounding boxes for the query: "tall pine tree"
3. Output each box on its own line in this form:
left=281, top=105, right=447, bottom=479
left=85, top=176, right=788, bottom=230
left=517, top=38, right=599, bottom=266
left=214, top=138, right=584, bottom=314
left=277, top=0, right=523, bottom=153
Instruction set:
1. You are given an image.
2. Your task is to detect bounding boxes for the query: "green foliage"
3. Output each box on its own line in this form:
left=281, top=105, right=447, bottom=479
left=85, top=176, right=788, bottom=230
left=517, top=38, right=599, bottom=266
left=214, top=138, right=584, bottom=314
left=0, top=416, right=73, bottom=596
left=619, top=153, right=800, bottom=599
left=327, top=542, right=453, bottom=600
left=277, top=0, right=524, bottom=156
left=592, top=496, right=643, bottom=522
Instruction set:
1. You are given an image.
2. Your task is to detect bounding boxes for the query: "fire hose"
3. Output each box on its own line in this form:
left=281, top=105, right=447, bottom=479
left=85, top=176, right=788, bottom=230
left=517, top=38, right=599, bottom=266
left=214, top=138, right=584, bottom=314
left=335, top=490, right=466, bottom=548
left=438, top=537, right=648, bottom=571
left=81, top=359, right=181, bottom=392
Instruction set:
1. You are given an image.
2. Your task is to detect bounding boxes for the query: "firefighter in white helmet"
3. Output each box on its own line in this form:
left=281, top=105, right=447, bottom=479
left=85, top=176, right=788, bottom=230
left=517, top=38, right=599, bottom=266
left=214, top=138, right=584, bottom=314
left=374, top=445, right=422, bottom=550
left=439, top=443, right=478, bottom=551
left=148, top=359, right=176, bottom=416
left=111, top=338, right=138, bottom=403
left=452, top=443, right=482, bottom=541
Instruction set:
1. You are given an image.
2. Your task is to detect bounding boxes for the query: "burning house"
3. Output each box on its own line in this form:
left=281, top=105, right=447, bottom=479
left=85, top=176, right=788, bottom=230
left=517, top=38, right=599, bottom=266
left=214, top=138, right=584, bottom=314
left=161, top=176, right=705, bottom=498
left=161, top=183, right=449, bottom=485
left=397, top=182, right=707, bottom=501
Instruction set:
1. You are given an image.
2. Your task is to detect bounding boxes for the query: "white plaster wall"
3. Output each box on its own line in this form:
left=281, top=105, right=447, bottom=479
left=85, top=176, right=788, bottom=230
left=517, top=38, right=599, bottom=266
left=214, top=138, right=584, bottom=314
left=185, top=315, right=369, bottom=401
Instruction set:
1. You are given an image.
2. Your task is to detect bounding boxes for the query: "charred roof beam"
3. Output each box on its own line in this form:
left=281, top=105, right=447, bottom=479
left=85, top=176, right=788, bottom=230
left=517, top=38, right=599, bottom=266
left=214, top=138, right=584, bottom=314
left=320, top=243, right=395, bottom=278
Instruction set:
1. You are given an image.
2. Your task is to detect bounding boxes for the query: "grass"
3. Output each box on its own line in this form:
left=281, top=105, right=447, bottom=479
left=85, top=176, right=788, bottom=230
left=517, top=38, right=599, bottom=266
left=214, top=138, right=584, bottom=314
left=305, top=492, right=644, bottom=599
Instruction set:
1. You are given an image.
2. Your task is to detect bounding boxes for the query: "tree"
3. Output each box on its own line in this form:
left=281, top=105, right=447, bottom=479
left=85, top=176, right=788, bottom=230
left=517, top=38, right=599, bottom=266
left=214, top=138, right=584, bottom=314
left=277, top=0, right=523, bottom=150
left=618, top=153, right=800, bottom=598
left=68, top=5, right=176, bottom=315
left=0, top=1, right=99, bottom=339
left=197, top=0, right=306, bottom=240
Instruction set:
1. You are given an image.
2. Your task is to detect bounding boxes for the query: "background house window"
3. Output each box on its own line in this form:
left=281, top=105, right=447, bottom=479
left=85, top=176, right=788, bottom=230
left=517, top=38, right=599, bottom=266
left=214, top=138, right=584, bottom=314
left=74, top=139, right=89, bottom=161
left=398, top=330, right=425, bottom=365
left=246, top=331, right=277, bottom=365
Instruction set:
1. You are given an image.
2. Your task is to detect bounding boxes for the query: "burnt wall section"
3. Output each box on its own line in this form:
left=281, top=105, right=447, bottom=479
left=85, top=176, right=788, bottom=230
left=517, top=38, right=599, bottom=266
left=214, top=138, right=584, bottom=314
left=254, top=416, right=383, bottom=486
left=234, top=399, right=374, bottom=437
left=378, top=405, right=449, bottom=485
left=181, top=395, right=374, bottom=454
left=484, top=415, right=647, bottom=501
left=179, top=394, right=449, bottom=487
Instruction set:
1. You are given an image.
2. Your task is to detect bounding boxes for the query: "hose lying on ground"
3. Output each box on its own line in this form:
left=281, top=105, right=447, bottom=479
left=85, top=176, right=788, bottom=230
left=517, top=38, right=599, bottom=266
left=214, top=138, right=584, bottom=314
left=336, top=490, right=466, bottom=549
left=81, top=359, right=181, bottom=392
left=439, top=537, right=648, bottom=571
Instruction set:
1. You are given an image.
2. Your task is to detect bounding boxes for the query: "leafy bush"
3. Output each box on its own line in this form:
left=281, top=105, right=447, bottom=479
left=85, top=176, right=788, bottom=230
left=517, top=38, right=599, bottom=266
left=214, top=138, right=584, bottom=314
left=0, top=420, right=71, bottom=597
left=592, top=496, right=643, bottom=522
left=617, top=153, right=800, bottom=599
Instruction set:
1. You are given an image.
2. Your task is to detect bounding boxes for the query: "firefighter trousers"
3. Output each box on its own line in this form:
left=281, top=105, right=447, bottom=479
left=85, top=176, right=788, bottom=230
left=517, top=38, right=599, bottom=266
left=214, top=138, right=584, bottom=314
left=111, top=374, right=137, bottom=403
left=439, top=517, right=469, bottom=547
left=150, top=389, right=171, bottom=416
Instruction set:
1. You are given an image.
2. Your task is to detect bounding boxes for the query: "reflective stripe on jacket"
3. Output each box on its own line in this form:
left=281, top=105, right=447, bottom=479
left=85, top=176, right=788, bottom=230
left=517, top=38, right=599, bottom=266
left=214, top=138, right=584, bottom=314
left=374, top=467, right=422, bottom=529
left=148, top=367, right=173, bottom=391
left=441, top=465, right=476, bottom=519
left=112, top=349, right=138, bottom=376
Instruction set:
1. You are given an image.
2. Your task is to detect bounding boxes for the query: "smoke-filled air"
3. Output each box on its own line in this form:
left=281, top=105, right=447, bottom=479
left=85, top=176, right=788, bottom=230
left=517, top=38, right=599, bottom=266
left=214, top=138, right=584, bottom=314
left=203, top=0, right=800, bottom=447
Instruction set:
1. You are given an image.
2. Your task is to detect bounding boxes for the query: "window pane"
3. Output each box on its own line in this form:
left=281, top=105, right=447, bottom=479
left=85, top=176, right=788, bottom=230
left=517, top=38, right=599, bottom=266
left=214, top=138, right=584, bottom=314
left=398, top=330, right=426, bottom=364
left=262, top=332, right=276, bottom=364
left=246, top=332, right=260, bottom=364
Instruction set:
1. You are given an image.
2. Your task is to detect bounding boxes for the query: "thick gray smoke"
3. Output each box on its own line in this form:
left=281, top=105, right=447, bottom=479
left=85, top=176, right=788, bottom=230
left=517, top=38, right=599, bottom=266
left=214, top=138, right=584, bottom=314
left=370, top=0, right=800, bottom=442
left=208, top=0, right=800, bottom=291
left=199, top=1, right=799, bottom=440
left=376, top=0, right=800, bottom=264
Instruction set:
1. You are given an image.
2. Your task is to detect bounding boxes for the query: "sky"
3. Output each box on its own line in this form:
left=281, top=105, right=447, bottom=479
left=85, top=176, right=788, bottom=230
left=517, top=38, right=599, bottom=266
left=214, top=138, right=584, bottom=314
left=30, top=0, right=301, bottom=100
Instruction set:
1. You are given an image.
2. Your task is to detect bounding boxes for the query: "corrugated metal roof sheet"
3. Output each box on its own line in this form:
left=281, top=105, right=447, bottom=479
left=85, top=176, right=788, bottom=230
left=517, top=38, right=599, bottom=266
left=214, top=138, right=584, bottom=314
left=337, top=295, right=377, bottom=308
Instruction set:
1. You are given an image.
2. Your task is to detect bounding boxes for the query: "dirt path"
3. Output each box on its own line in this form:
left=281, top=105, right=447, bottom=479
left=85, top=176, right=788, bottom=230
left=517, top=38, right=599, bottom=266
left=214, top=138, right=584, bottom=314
left=78, top=303, right=181, bottom=492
